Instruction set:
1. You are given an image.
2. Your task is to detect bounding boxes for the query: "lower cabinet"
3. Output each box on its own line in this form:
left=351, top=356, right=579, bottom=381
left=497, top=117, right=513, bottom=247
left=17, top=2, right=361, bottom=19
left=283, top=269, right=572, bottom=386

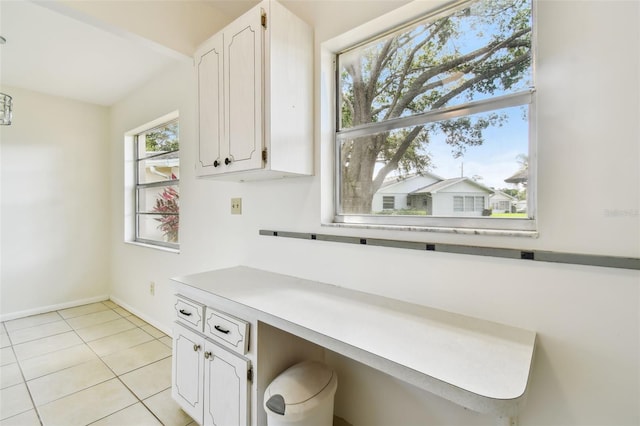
left=172, top=322, right=251, bottom=426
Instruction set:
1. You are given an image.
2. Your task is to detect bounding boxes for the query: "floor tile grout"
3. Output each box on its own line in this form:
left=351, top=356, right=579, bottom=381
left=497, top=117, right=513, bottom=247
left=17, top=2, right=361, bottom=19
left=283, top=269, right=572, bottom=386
left=1, top=300, right=190, bottom=426
left=6, top=337, right=44, bottom=425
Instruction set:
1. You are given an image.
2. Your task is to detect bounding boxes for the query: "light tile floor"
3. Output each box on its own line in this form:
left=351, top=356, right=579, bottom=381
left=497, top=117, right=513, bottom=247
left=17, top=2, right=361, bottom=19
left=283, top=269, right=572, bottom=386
left=0, top=301, right=195, bottom=426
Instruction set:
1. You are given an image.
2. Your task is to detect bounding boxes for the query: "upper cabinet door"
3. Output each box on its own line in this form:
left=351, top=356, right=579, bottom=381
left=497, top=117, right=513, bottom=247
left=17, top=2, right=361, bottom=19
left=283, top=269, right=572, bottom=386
left=196, top=34, right=224, bottom=176
left=195, top=0, right=312, bottom=181
left=223, top=6, right=264, bottom=173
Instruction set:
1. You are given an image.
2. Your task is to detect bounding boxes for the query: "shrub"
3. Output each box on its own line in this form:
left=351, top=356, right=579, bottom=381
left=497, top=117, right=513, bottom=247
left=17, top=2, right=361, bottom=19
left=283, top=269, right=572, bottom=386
left=153, top=186, right=179, bottom=242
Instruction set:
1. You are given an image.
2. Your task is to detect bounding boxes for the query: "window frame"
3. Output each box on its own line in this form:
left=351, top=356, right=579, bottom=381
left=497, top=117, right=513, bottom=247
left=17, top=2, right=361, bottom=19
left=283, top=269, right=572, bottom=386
left=131, top=117, right=180, bottom=250
left=331, top=0, right=537, bottom=234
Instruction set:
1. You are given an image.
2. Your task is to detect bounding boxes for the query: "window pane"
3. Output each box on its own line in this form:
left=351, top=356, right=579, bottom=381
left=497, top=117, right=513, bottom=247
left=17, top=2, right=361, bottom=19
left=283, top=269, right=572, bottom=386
left=338, top=0, right=532, bottom=130
left=464, top=196, right=474, bottom=211
left=138, top=213, right=179, bottom=244
left=453, top=196, right=463, bottom=212
left=138, top=121, right=179, bottom=158
left=137, top=152, right=180, bottom=184
left=137, top=185, right=179, bottom=213
left=133, top=118, right=180, bottom=247
left=137, top=185, right=179, bottom=243
left=383, top=196, right=395, bottom=209
left=338, top=105, right=529, bottom=218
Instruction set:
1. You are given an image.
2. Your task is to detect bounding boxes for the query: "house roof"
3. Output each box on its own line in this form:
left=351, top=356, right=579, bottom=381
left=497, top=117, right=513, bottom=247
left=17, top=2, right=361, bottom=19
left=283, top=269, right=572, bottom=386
left=490, top=190, right=518, bottom=201
left=379, top=172, right=444, bottom=190
left=410, top=177, right=494, bottom=195
left=504, top=168, right=528, bottom=184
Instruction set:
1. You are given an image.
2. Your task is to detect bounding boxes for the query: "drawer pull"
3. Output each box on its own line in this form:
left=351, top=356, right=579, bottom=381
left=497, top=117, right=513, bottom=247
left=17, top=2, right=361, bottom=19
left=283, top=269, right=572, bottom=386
left=193, top=344, right=201, bottom=352
left=179, top=309, right=192, bottom=316
left=204, top=351, right=212, bottom=359
left=214, top=325, right=230, bottom=334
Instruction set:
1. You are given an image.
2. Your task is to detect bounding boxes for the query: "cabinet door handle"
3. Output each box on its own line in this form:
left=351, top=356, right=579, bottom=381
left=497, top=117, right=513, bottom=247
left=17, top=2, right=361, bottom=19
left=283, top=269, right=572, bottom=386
left=204, top=351, right=212, bottom=359
left=224, top=157, right=232, bottom=165
left=179, top=309, right=192, bottom=316
left=213, top=160, right=220, bottom=167
left=193, top=344, right=201, bottom=352
left=214, top=325, right=230, bottom=334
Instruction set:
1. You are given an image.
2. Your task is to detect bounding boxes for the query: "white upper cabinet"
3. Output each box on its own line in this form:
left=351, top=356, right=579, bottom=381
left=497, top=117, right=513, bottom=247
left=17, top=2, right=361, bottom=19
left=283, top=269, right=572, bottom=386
left=195, top=0, right=313, bottom=181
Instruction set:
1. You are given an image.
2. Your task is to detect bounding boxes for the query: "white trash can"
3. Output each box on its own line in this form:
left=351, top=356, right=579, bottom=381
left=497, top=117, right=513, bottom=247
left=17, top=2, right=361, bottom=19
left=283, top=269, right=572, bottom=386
left=264, top=360, right=338, bottom=426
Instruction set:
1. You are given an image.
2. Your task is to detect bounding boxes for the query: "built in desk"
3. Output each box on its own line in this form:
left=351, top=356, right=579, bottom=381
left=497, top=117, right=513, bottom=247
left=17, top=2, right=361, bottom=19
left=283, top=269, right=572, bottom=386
left=172, top=266, right=536, bottom=426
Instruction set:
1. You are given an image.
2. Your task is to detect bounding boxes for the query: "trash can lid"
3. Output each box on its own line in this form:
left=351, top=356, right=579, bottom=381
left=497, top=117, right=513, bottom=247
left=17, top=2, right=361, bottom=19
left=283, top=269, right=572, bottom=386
left=265, top=360, right=335, bottom=410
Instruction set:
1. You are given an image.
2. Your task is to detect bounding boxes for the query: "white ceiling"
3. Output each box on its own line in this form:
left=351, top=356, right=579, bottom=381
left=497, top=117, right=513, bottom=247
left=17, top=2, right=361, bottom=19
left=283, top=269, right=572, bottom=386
left=0, top=0, right=408, bottom=107
left=0, top=0, right=187, bottom=106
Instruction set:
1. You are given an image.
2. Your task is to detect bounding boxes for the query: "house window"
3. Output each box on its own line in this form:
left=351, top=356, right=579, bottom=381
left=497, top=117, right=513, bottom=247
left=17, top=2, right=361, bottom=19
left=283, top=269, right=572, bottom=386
left=474, top=196, right=485, bottom=212
left=454, top=195, right=484, bottom=213
left=383, top=196, right=395, bottom=209
left=133, top=118, right=180, bottom=249
left=334, top=0, right=535, bottom=232
left=453, top=196, right=464, bottom=212
left=464, top=197, right=475, bottom=212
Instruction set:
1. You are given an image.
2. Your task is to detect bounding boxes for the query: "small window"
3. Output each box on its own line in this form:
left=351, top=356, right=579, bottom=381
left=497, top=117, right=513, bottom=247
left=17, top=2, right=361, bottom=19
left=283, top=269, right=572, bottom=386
left=334, top=0, right=534, bottom=232
left=383, top=196, right=395, bottom=210
left=134, top=119, right=180, bottom=249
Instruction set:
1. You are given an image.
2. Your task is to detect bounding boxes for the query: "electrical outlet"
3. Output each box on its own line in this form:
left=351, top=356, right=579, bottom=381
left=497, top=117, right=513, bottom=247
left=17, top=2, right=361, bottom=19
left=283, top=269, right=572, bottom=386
left=149, top=282, right=155, bottom=296
left=231, top=197, right=242, bottom=215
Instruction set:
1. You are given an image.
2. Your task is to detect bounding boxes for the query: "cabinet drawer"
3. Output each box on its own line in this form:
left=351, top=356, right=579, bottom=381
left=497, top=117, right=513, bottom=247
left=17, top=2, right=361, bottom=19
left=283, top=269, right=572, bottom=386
left=174, top=295, right=205, bottom=331
left=204, top=308, right=249, bottom=355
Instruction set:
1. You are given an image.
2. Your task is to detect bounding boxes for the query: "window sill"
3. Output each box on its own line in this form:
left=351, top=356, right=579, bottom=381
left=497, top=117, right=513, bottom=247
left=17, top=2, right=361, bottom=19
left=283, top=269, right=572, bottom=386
left=125, top=241, right=180, bottom=253
left=322, top=221, right=539, bottom=238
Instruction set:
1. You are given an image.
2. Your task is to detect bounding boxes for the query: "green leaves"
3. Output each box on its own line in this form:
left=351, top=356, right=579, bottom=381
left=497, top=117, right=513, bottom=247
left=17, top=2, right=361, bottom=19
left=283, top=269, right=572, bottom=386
left=146, top=121, right=179, bottom=153
left=337, top=0, right=532, bottom=213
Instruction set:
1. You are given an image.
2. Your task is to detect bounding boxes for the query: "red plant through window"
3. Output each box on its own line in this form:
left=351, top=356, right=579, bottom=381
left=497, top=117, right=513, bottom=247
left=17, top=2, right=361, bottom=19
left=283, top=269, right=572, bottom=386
left=152, top=180, right=179, bottom=243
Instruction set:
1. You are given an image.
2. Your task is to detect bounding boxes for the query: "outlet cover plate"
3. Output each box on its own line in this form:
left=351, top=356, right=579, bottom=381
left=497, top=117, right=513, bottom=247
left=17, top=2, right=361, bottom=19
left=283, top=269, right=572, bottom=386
left=231, top=198, right=242, bottom=215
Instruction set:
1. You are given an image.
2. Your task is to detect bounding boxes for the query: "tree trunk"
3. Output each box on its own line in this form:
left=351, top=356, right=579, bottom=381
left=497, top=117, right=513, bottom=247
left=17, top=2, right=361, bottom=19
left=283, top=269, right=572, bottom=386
left=340, top=134, right=384, bottom=213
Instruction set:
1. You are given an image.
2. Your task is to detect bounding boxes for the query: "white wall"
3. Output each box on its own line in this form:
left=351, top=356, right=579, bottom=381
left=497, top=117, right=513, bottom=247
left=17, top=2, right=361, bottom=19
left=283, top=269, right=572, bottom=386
left=105, top=1, right=636, bottom=425
left=0, top=86, right=111, bottom=319
left=108, top=62, right=245, bottom=331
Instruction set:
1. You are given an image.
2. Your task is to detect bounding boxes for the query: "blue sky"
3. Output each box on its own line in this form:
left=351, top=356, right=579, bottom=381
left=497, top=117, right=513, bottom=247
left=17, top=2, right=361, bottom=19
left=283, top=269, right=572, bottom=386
left=425, top=105, right=528, bottom=189
left=342, top=0, right=532, bottom=192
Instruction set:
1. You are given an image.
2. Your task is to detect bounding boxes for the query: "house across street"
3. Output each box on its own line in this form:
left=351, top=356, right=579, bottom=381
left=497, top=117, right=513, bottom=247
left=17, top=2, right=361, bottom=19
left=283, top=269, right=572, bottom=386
left=372, top=173, right=521, bottom=216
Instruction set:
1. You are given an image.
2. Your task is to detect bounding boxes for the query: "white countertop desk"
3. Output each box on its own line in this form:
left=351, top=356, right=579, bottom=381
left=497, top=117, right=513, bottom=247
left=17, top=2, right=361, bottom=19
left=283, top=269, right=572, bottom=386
left=172, top=266, right=536, bottom=425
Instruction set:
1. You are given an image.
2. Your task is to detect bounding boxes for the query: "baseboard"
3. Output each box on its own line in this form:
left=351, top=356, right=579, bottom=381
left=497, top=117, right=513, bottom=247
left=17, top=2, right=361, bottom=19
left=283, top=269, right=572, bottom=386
left=108, top=295, right=172, bottom=337
left=0, top=295, right=110, bottom=322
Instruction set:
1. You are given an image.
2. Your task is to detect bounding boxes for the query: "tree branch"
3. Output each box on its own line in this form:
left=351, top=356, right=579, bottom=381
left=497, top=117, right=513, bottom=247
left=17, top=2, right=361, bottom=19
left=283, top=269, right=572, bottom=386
left=385, top=19, right=450, bottom=120
left=430, top=51, right=530, bottom=109
left=389, top=28, right=530, bottom=118
left=372, top=126, right=423, bottom=192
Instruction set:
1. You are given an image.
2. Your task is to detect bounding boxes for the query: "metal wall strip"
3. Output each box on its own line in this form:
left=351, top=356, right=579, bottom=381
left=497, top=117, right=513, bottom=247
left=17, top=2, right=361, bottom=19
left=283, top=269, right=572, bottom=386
left=258, top=230, right=640, bottom=271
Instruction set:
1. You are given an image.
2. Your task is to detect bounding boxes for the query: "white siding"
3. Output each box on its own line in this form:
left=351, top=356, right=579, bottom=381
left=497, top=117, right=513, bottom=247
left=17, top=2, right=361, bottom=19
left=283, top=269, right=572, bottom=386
left=372, top=175, right=439, bottom=212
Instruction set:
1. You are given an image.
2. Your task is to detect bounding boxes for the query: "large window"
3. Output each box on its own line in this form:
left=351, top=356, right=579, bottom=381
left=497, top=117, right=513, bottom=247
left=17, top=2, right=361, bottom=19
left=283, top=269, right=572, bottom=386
left=134, top=119, right=180, bottom=249
left=335, top=0, right=534, bottom=231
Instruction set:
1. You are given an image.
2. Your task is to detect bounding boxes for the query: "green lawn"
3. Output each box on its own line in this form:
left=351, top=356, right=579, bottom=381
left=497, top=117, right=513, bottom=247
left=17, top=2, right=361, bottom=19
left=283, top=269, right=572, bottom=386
left=490, top=212, right=527, bottom=218
left=376, top=210, right=527, bottom=218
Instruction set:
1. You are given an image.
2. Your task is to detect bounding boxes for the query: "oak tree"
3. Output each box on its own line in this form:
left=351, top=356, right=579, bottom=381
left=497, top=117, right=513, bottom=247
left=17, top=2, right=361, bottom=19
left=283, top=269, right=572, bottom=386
left=338, top=0, right=532, bottom=213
